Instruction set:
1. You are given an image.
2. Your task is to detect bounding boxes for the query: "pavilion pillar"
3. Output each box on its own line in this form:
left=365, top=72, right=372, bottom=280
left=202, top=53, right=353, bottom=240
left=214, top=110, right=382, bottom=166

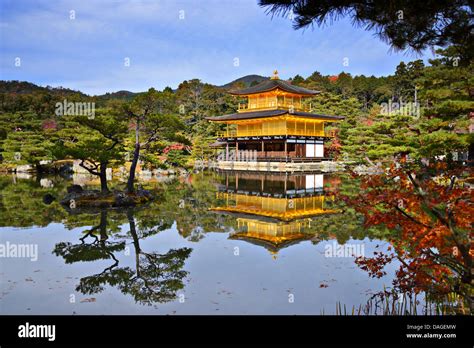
left=225, top=143, right=229, bottom=161
left=236, top=142, right=239, bottom=161
left=261, top=141, right=264, bottom=158
left=284, top=141, right=288, bottom=162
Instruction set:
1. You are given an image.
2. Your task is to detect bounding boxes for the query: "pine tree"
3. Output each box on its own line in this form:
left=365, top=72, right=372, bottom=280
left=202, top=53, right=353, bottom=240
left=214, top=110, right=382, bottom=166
left=54, top=110, right=127, bottom=192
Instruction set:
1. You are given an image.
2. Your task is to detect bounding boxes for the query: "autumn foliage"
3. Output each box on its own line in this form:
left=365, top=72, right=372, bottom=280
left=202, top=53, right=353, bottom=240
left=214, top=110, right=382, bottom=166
left=343, top=161, right=473, bottom=312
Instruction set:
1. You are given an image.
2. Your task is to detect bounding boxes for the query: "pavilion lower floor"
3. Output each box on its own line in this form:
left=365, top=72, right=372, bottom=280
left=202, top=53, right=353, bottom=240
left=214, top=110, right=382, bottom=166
left=221, top=139, right=327, bottom=162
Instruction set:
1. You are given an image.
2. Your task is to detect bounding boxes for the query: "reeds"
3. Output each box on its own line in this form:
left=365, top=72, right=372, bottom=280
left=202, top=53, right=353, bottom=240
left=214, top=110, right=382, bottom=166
left=333, top=289, right=467, bottom=315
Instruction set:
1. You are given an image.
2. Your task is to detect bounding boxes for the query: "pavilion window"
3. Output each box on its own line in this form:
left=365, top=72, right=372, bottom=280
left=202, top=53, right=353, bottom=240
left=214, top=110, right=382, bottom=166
left=227, top=124, right=236, bottom=136
left=244, top=123, right=253, bottom=136
left=287, top=143, right=296, bottom=153
left=269, top=96, right=276, bottom=107
left=273, top=120, right=282, bottom=135
left=296, top=121, right=305, bottom=135
left=315, top=122, right=323, bottom=136
left=237, top=124, right=245, bottom=136
left=249, top=97, right=257, bottom=109
left=263, top=122, right=272, bottom=135
left=277, top=95, right=284, bottom=107
left=286, top=120, right=292, bottom=134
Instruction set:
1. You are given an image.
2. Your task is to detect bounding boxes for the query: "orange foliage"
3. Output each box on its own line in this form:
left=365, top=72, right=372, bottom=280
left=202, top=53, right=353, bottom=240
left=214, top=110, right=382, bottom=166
left=345, top=162, right=473, bottom=305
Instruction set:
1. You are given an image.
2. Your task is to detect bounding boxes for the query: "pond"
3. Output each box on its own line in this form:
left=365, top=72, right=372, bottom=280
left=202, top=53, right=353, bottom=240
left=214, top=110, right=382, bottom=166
left=0, top=171, right=418, bottom=315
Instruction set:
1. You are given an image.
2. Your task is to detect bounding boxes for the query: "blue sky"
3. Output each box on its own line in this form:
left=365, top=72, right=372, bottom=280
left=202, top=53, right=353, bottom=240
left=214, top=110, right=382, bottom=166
left=0, top=0, right=434, bottom=95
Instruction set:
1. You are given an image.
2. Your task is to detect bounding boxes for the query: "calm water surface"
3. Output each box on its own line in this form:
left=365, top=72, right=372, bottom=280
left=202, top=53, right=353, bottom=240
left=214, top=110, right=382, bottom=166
left=0, top=171, right=398, bottom=314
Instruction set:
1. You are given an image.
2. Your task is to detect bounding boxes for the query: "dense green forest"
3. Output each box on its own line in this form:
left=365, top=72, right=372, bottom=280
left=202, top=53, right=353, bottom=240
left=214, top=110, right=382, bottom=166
left=0, top=47, right=472, bottom=175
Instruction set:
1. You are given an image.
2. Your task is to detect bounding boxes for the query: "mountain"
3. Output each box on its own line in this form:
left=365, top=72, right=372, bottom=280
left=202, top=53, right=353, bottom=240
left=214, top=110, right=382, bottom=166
left=0, top=75, right=269, bottom=99
left=95, top=90, right=137, bottom=101
left=0, top=80, right=87, bottom=97
left=220, top=74, right=268, bottom=89
left=0, top=80, right=140, bottom=102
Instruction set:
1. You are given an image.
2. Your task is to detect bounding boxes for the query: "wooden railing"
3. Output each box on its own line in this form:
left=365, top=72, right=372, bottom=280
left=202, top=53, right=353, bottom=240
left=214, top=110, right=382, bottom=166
left=257, top=151, right=287, bottom=158
left=217, top=129, right=335, bottom=138
left=238, top=102, right=310, bottom=112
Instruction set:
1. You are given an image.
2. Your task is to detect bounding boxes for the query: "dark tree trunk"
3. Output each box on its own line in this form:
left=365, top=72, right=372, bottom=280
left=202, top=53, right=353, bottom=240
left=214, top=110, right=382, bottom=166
left=468, top=141, right=474, bottom=165
left=99, top=210, right=108, bottom=247
left=127, top=121, right=140, bottom=193
left=99, top=161, right=109, bottom=193
left=127, top=209, right=141, bottom=276
left=35, top=163, right=43, bottom=174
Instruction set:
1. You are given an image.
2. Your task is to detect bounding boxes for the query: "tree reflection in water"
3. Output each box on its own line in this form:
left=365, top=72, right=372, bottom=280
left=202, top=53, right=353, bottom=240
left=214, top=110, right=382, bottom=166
left=53, top=208, right=192, bottom=306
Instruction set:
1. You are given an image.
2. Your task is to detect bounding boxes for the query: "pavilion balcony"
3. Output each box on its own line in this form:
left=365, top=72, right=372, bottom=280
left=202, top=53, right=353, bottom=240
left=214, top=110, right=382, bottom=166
left=216, top=128, right=336, bottom=138
left=238, top=101, right=311, bottom=113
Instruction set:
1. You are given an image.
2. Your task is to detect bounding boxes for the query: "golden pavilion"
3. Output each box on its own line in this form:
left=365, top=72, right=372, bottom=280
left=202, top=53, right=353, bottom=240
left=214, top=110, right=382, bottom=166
left=206, top=71, right=344, bottom=169
left=211, top=172, right=339, bottom=255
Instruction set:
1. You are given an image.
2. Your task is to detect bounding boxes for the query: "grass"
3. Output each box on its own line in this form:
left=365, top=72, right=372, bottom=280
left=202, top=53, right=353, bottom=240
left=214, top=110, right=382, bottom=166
left=332, top=289, right=469, bottom=315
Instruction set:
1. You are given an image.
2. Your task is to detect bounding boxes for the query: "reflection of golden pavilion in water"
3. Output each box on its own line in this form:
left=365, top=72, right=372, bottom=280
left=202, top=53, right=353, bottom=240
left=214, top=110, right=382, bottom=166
left=211, top=172, right=339, bottom=256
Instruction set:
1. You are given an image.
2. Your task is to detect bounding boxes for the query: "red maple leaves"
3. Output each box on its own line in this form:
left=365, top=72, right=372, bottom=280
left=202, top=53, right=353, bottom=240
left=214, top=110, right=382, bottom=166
left=344, top=161, right=473, bottom=311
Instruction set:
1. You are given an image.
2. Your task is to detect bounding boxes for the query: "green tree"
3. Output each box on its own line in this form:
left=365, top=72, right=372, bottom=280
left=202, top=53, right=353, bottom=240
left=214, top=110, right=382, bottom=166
left=54, top=110, right=127, bottom=192
left=414, top=48, right=473, bottom=160
left=259, top=1, right=473, bottom=61
left=1, top=111, right=56, bottom=170
left=175, top=79, right=236, bottom=136
left=124, top=88, right=186, bottom=192
left=393, top=60, right=425, bottom=101
left=291, top=74, right=305, bottom=85
left=340, top=47, right=472, bottom=163
left=344, top=112, right=417, bottom=162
